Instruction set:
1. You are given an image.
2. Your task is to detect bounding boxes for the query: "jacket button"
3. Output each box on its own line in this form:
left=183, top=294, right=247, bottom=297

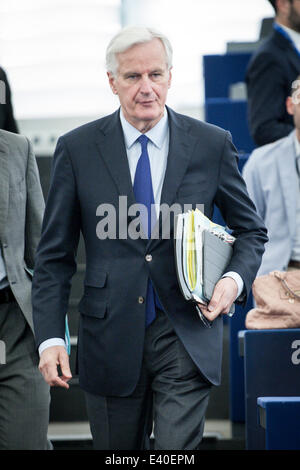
left=138, top=296, right=145, bottom=304
left=145, top=254, right=152, bottom=262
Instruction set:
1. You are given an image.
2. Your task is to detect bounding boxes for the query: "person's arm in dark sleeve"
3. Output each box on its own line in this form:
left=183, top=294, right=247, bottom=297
left=198, top=131, right=268, bottom=322
left=214, top=132, right=268, bottom=303
left=32, top=136, right=81, bottom=347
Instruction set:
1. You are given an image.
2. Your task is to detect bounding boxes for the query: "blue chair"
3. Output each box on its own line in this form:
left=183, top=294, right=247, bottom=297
left=205, top=99, right=255, bottom=154
left=241, top=329, right=300, bottom=449
left=257, top=397, right=300, bottom=450
left=203, top=53, right=254, bottom=159
left=203, top=53, right=252, bottom=99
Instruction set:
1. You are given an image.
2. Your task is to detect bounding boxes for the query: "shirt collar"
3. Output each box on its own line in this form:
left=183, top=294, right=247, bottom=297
left=119, top=107, right=168, bottom=150
left=277, top=22, right=300, bottom=51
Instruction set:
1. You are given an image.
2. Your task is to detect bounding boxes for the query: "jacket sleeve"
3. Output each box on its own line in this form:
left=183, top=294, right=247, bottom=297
left=214, top=132, right=268, bottom=302
left=24, top=138, right=45, bottom=269
left=32, top=136, right=81, bottom=346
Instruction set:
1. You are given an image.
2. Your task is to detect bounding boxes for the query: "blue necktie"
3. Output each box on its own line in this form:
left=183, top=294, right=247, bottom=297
left=133, top=135, right=157, bottom=326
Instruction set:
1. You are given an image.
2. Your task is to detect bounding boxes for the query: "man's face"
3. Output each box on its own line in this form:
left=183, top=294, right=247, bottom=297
left=108, top=38, right=172, bottom=132
left=288, top=0, right=300, bottom=32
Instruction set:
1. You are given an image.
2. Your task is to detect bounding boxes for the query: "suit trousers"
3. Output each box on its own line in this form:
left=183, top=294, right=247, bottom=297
left=0, top=298, right=51, bottom=450
left=85, top=308, right=212, bottom=450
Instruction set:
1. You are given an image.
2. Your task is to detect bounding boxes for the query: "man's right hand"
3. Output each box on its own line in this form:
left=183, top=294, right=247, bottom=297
left=38, top=346, right=72, bottom=389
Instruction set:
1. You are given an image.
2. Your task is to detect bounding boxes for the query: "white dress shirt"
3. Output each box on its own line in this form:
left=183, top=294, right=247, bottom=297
left=38, top=109, right=243, bottom=355
left=120, top=108, right=169, bottom=206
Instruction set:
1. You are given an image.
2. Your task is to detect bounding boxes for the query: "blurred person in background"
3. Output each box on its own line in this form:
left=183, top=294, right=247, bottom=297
left=0, top=67, right=18, bottom=133
left=243, top=77, right=300, bottom=276
left=246, top=0, right=300, bottom=147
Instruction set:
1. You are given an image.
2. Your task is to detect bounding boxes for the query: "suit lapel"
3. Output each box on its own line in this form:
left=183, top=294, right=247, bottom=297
left=95, top=110, right=136, bottom=210
left=277, top=131, right=299, bottom=238
left=149, top=107, right=197, bottom=246
left=0, top=132, right=9, bottom=239
left=160, top=108, right=196, bottom=207
left=273, top=29, right=300, bottom=72
left=286, top=46, right=300, bottom=74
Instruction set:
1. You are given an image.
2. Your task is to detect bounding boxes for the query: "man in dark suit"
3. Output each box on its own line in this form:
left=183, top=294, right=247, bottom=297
left=32, top=26, right=268, bottom=450
left=246, top=0, right=300, bottom=147
left=0, top=67, right=18, bottom=133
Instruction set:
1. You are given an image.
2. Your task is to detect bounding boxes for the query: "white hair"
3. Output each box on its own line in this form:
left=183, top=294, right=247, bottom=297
left=106, top=26, right=173, bottom=76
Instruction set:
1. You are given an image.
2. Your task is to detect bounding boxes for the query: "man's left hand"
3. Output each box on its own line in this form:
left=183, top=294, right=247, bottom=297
left=197, top=277, right=238, bottom=322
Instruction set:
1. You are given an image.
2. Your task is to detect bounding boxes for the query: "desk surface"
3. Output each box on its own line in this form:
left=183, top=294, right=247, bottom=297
left=258, top=397, right=300, bottom=407
left=238, top=328, right=300, bottom=357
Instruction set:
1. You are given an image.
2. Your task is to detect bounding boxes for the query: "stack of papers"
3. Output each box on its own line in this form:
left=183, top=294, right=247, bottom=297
left=174, top=208, right=235, bottom=313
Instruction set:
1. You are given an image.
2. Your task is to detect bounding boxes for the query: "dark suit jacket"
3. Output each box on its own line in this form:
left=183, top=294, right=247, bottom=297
left=32, top=107, right=267, bottom=396
left=0, top=67, right=18, bottom=133
left=246, top=29, right=300, bottom=147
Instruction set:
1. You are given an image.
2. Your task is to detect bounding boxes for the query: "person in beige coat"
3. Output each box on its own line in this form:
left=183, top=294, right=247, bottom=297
left=0, top=129, right=51, bottom=449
